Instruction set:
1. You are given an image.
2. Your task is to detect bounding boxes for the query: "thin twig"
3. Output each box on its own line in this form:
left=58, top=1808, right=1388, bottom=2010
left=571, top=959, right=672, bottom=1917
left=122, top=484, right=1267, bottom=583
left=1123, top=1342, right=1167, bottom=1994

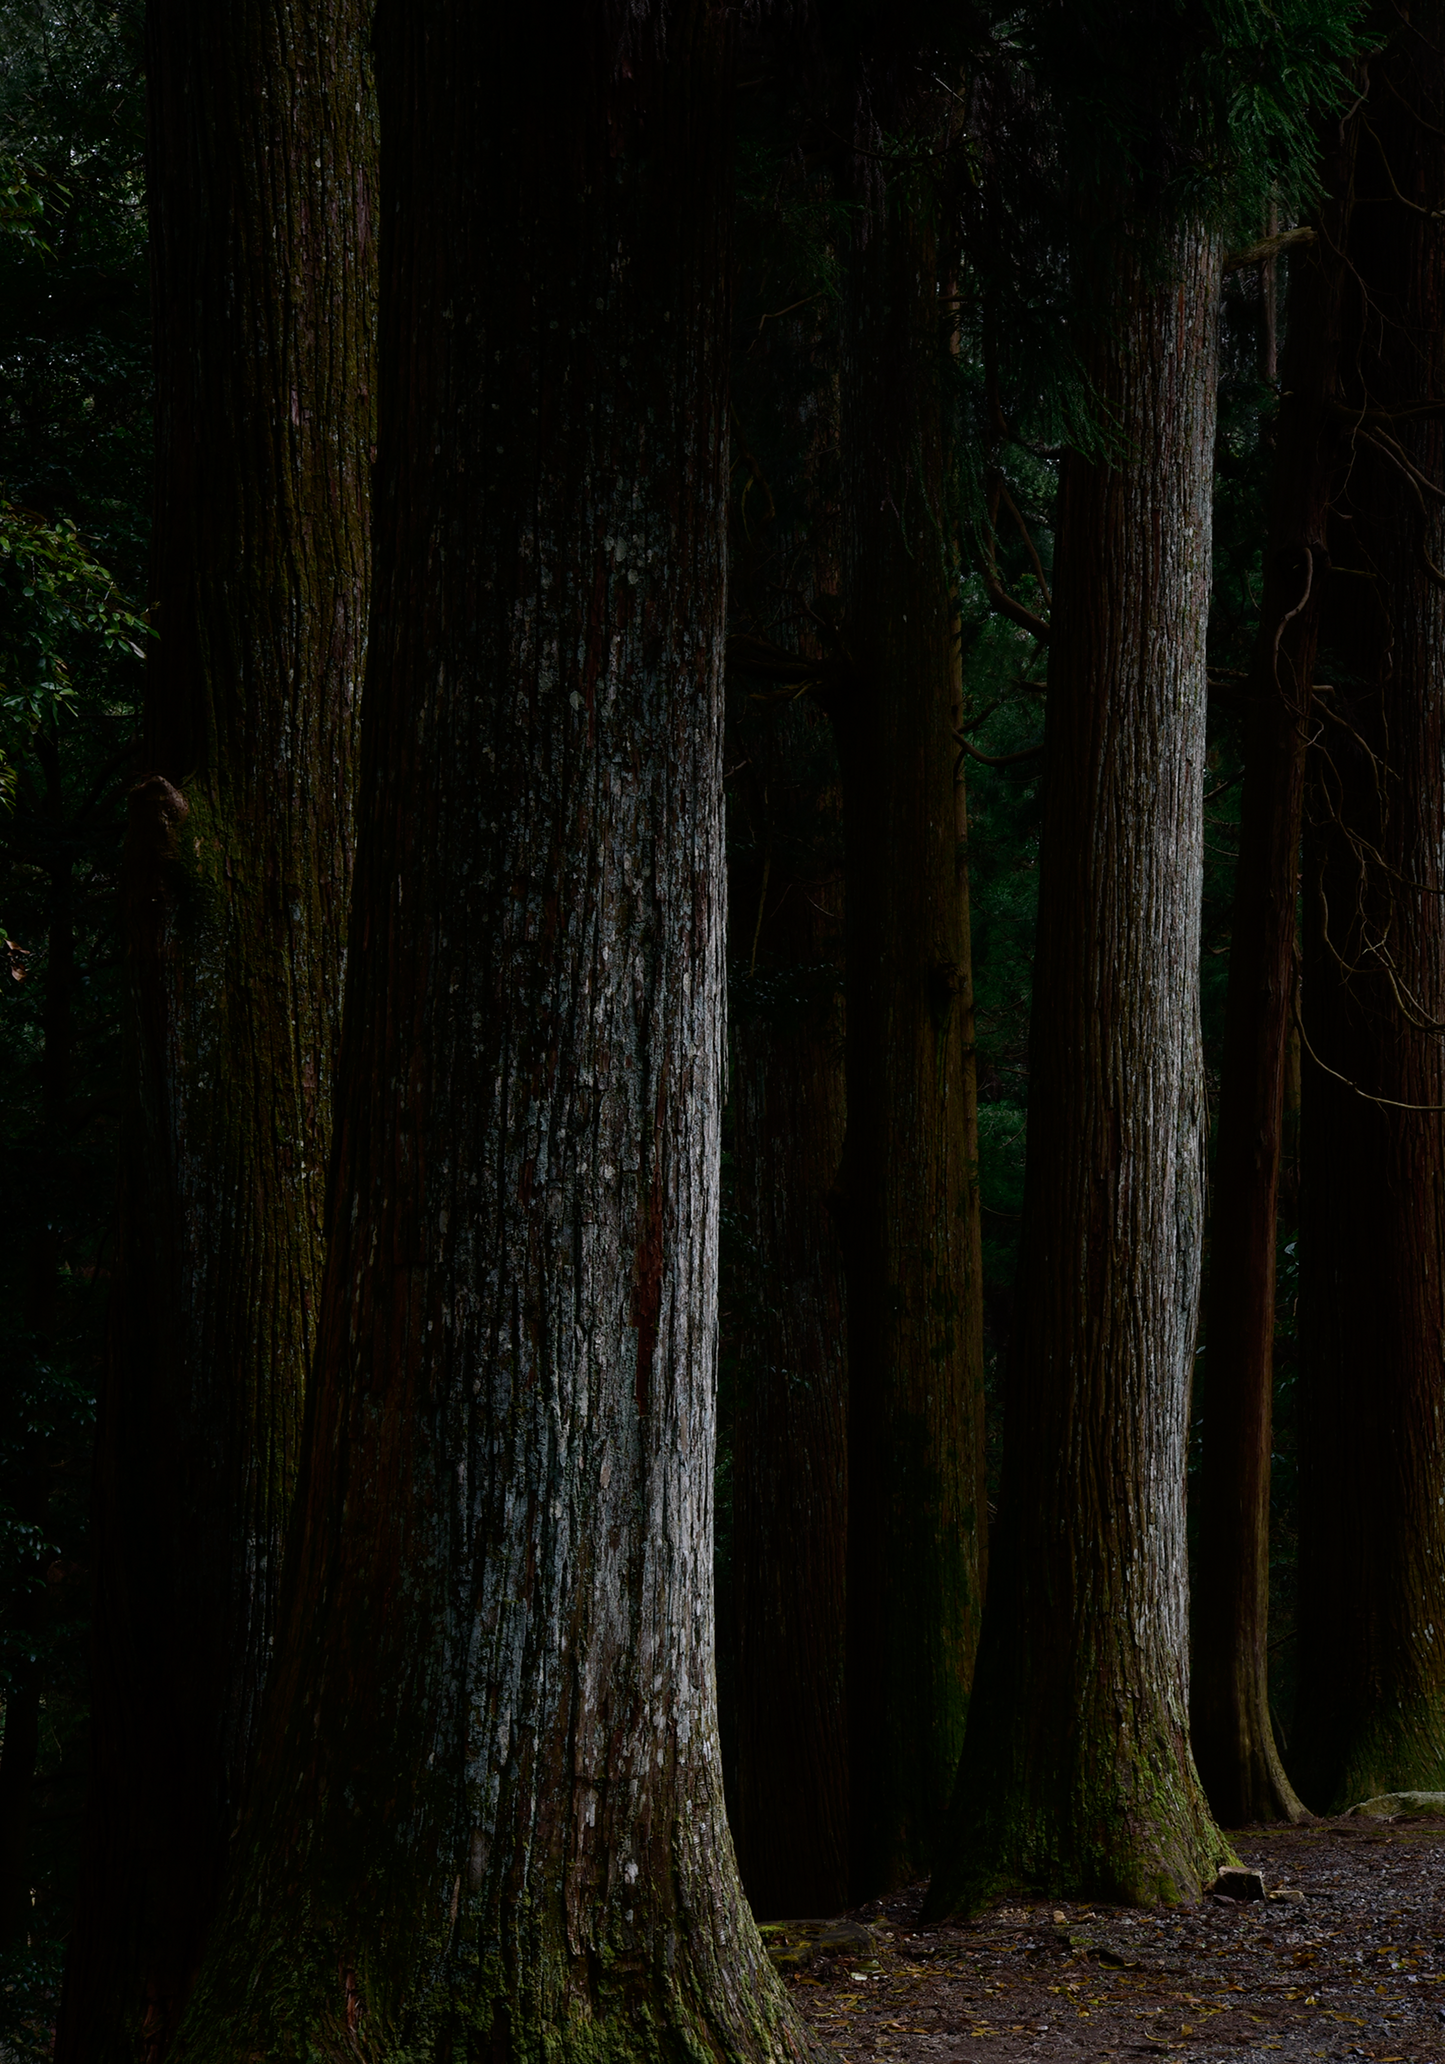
left=756, top=291, right=825, bottom=338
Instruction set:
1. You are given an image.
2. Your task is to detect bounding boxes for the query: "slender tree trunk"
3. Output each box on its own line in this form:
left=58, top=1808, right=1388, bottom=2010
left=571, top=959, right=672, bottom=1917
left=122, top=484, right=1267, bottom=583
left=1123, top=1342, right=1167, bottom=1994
left=728, top=711, right=849, bottom=1920
left=1295, top=16, right=1445, bottom=1811
left=1190, top=125, right=1357, bottom=1828
left=170, top=11, right=821, bottom=2060
left=949, top=624, right=985, bottom=1482
left=57, top=5, right=375, bottom=2054
left=835, top=133, right=987, bottom=1902
left=927, top=224, right=1226, bottom=1915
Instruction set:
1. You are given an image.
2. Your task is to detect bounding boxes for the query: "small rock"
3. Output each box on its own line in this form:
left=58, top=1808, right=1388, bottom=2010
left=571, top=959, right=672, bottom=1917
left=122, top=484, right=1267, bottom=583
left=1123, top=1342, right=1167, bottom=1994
left=1210, top=1867, right=1267, bottom=1901
left=1267, top=1887, right=1305, bottom=1904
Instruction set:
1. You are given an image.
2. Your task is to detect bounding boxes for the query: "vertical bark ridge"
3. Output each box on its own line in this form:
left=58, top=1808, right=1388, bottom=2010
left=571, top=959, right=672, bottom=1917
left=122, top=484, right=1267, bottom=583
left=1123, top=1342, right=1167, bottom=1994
left=927, top=225, right=1228, bottom=1914
left=1190, top=116, right=1358, bottom=1829
left=58, top=4, right=376, bottom=2054
left=1296, top=11, right=1445, bottom=1812
left=171, top=11, right=822, bottom=2062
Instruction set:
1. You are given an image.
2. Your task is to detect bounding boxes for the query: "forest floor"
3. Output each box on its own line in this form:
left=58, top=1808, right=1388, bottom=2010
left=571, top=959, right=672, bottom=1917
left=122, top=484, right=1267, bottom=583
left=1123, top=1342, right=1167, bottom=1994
left=776, top=1817, right=1445, bottom=2064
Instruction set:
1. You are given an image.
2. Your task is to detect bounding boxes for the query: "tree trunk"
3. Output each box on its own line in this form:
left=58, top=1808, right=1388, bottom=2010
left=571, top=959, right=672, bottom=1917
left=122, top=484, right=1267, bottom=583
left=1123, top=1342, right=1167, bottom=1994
left=1295, top=16, right=1445, bottom=1812
left=926, top=224, right=1226, bottom=1914
left=728, top=707, right=849, bottom=1921
left=1189, top=122, right=1357, bottom=1828
left=835, top=138, right=988, bottom=1903
left=57, top=4, right=375, bottom=2053
left=169, top=11, right=821, bottom=2060
left=0, top=733, right=74, bottom=1943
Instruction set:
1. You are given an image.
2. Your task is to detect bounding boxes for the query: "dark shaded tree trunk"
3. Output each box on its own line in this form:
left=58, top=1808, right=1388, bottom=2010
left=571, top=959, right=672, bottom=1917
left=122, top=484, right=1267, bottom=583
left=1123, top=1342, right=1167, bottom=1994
left=0, top=735, right=74, bottom=1943
left=1294, top=15, right=1445, bottom=1812
left=728, top=708, right=849, bottom=1921
left=1189, top=122, right=1358, bottom=1828
left=835, top=128, right=987, bottom=1902
left=169, top=10, right=821, bottom=2060
left=927, top=225, right=1226, bottom=1915
left=57, top=3, right=376, bottom=2053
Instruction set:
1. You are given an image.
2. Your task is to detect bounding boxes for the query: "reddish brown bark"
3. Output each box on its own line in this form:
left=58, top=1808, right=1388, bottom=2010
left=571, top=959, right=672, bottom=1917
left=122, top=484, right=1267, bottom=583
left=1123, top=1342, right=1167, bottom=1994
left=927, top=225, right=1226, bottom=1915
left=167, top=11, right=821, bottom=2060
left=57, top=4, right=376, bottom=2053
left=1190, top=120, right=1358, bottom=1829
left=1295, top=14, right=1445, bottom=1812
left=835, top=117, right=987, bottom=1901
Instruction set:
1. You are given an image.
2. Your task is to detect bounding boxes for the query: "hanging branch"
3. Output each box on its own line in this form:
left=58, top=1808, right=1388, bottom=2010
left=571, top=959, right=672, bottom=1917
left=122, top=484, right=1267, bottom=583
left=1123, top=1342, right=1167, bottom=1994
left=973, top=518, right=1050, bottom=642
left=1294, top=977, right=1445, bottom=1110
left=955, top=727, right=1044, bottom=768
left=996, top=479, right=1051, bottom=606
left=1353, top=424, right=1445, bottom=587
left=1222, top=224, right=1317, bottom=272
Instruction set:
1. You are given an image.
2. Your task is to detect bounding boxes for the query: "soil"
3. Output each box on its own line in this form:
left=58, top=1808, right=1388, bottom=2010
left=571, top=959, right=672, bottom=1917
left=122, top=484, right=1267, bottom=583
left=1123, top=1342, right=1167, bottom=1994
left=776, top=1818, right=1445, bottom=2064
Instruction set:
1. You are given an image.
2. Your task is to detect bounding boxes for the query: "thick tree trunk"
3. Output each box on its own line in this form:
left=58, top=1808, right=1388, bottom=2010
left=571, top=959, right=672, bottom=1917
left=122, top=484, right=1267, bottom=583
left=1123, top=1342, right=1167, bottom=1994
left=1295, top=17, right=1445, bottom=1812
left=926, top=225, right=1226, bottom=1915
left=170, top=11, right=820, bottom=2061
left=835, top=148, right=987, bottom=1903
left=1189, top=128, right=1357, bottom=1829
left=57, top=5, right=375, bottom=2054
left=728, top=712, right=849, bottom=1921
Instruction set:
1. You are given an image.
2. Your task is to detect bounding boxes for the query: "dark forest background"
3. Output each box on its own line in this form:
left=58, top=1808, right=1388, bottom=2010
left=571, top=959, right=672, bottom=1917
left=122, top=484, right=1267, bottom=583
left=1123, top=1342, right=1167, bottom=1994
left=1, top=3, right=148, bottom=2044
left=0, top=3, right=1311, bottom=2048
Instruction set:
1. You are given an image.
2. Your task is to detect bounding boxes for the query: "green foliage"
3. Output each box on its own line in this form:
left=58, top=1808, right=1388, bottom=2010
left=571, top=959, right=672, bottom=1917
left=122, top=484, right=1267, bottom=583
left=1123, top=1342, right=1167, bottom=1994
left=0, top=496, right=147, bottom=809
left=0, top=0, right=148, bottom=2047
left=1024, top=0, right=1364, bottom=235
left=947, top=0, right=1364, bottom=547
left=0, top=153, right=50, bottom=250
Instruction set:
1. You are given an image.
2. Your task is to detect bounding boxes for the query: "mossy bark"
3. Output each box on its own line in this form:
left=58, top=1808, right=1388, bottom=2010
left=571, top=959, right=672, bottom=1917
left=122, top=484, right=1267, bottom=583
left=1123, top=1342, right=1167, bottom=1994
left=925, top=226, right=1228, bottom=1918
left=1295, top=12, right=1445, bottom=1814
left=57, top=4, right=376, bottom=2055
left=1189, top=122, right=1358, bottom=1830
left=833, top=110, right=988, bottom=1908
left=167, top=11, right=824, bottom=2063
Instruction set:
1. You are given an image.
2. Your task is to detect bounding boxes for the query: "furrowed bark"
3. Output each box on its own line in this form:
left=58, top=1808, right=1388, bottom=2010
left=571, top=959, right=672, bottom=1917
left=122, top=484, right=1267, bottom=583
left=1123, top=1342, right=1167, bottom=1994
left=57, top=4, right=375, bottom=2053
left=728, top=707, right=849, bottom=1921
left=927, top=224, right=1227, bottom=1915
left=1295, top=13, right=1445, bottom=1812
left=835, top=122, right=987, bottom=1902
left=1189, top=118, right=1358, bottom=1829
left=170, top=10, right=822, bottom=2061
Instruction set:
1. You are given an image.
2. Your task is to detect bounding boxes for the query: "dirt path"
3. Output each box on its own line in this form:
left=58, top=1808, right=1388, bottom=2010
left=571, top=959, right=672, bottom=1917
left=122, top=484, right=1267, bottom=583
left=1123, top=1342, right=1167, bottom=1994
left=777, top=1819, right=1445, bottom=2063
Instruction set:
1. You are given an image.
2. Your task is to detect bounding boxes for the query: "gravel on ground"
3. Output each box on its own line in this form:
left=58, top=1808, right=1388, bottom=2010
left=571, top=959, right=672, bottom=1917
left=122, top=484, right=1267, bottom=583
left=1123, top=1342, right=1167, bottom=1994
left=775, top=1817, right=1445, bottom=2064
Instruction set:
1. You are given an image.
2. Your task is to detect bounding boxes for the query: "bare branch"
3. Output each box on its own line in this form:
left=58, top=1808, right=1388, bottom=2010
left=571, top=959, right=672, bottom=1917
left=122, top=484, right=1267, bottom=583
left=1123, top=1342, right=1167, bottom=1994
left=955, top=732, right=1044, bottom=768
